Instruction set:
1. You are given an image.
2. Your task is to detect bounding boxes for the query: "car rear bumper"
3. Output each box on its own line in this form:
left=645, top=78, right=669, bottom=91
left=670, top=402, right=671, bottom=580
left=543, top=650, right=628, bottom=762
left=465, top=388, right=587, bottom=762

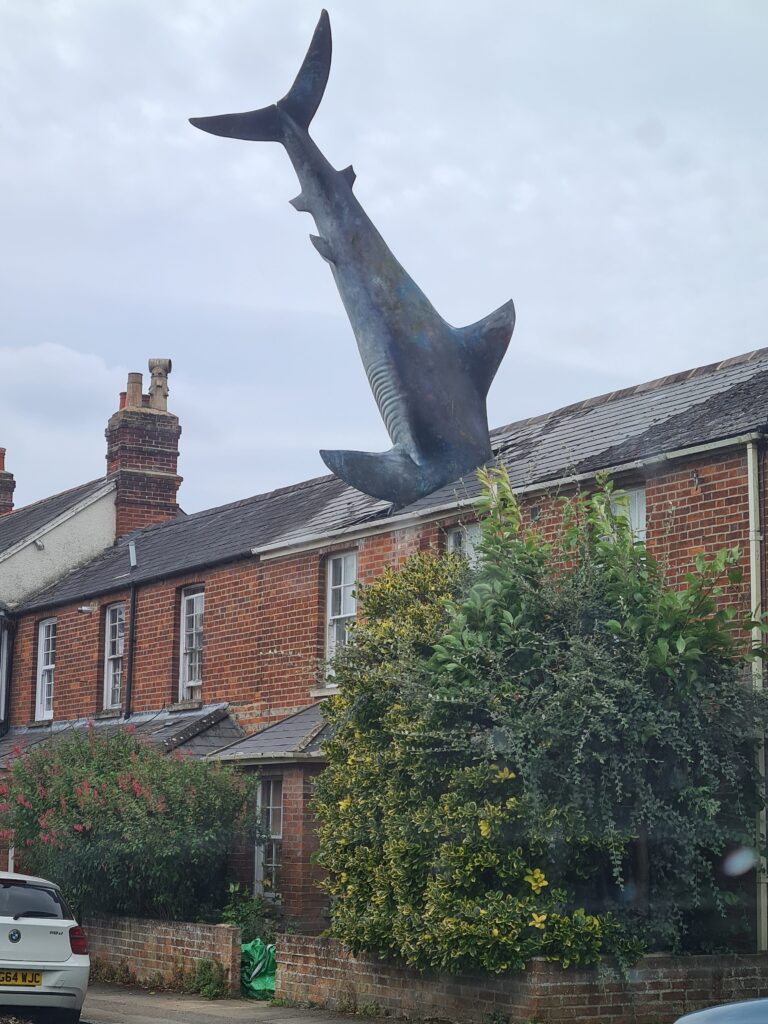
left=0, top=961, right=89, bottom=1011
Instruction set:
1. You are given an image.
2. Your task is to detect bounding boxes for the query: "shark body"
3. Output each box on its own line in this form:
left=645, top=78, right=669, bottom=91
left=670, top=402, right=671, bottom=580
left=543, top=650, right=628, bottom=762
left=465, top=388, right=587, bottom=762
left=190, top=10, right=515, bottom=506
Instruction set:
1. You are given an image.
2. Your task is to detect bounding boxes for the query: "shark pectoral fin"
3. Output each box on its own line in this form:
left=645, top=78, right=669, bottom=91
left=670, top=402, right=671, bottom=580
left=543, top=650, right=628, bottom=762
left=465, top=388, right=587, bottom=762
left=310, top=234, right=335, bottom=264
left=339, top=164, right=356, bottom=189
left=460, top=297, right=516, bottom=397
left=321, top=446, right=432, bottom=506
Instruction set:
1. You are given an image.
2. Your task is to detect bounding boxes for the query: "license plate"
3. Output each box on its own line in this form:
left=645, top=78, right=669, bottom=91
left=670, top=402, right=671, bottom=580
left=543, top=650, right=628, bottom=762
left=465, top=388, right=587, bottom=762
left=0, top=969, right=42, bottom=986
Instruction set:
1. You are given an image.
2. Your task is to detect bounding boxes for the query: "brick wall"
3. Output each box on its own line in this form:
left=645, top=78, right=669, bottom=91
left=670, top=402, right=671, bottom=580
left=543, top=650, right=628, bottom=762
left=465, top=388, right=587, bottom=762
left=227, top=763, right=328, bottom=934
left=0, top=447, right=15, bottom=515
left=105, top=401, right=182, bottom=538
left=83, top=915, right=241, bottom=994
left=277, top=934, right=768, bottom=1023
left=8, top=522, right=448, bottom=728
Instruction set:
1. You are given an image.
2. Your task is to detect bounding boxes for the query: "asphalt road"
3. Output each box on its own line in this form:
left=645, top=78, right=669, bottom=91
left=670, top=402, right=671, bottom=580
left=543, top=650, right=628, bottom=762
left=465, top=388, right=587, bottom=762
left=81, top=984, right=350, bottom=1024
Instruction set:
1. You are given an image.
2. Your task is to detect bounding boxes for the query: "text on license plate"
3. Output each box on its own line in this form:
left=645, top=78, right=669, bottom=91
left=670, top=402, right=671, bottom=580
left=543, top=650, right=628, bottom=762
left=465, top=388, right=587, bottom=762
left=0, top=969, right=42, bottom=986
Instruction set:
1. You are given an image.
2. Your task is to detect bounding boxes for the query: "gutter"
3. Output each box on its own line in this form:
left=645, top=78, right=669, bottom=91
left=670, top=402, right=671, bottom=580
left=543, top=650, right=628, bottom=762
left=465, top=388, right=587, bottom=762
left=253, top=430, right=766, bottom=562
left=212, top=751, right=325, bottom=765
left=747, top=440, right=767, bottom=952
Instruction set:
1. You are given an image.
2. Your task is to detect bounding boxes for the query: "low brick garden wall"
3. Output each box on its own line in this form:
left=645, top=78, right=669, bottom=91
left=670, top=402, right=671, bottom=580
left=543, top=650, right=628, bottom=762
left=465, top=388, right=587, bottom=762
left=84, top=916, right=242, bottom=995
left=276, top=934, right=768, bottom=1023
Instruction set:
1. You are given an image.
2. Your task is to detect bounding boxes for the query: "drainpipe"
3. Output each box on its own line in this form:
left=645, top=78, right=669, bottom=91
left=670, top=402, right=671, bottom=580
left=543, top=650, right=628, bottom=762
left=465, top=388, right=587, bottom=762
left=123, top=583, right=138, bottom=720
left=747, top=440, right=767, bottom=952
left=0, top=613, right=15, bottom=738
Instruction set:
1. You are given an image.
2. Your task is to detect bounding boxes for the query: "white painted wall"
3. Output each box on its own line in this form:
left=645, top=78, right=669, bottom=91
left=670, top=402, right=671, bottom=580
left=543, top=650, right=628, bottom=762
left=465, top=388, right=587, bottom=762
left=0, top=487, right=116, bottom=607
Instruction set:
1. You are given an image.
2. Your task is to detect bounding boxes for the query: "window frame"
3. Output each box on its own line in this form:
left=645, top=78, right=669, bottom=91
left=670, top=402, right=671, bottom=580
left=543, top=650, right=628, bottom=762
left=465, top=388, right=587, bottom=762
left=178, top=586, right=205, bottom=701
left=325, top=551, right=357, bottom=661
left=254, top=776, right=283, bottom=900
left=611, top=486, right=647, bottom=544
left=103, top=603, right=125, bottom=710
left=35, top=617, right=57, bottom=722
left=447, top=522, right=482, bottom=565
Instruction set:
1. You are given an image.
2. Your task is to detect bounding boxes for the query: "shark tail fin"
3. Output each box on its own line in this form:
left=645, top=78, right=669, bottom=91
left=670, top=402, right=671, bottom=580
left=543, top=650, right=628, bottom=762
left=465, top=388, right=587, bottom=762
left=321, top=445, right=438, bottom=507
left=188, top=11, right=331, bottom=142
left=460, top=297, right=516, bottom=397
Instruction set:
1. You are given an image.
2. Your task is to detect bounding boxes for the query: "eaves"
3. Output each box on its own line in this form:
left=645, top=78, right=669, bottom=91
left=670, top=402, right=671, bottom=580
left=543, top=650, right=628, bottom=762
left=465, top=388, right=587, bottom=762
left=0, top=479, right=116, bottom=564
left=251, top=430, right=766, bottom=562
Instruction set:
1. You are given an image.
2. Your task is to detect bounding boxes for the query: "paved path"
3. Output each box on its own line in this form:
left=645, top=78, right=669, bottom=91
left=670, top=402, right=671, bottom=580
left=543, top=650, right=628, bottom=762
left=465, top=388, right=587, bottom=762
left=81, top=984, right=349, bottom=1024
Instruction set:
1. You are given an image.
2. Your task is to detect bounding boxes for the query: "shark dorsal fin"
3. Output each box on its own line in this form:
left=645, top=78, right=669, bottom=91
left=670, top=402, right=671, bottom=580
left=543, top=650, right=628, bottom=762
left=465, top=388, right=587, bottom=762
left=460, top=297, right=516, bottom=397
left=339, top=165, right=356, bottom=189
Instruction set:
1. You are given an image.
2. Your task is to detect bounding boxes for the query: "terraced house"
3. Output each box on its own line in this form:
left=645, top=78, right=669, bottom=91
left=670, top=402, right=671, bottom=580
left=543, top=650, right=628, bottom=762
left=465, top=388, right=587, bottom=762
left=2, top=347, right=768, bottom=932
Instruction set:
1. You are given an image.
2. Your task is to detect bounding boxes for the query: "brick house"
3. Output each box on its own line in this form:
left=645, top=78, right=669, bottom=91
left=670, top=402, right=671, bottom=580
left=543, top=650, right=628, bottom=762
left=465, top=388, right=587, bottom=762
left=0, top=360, right=184, bottom=727
left=2, top=346, right=768, bottom=935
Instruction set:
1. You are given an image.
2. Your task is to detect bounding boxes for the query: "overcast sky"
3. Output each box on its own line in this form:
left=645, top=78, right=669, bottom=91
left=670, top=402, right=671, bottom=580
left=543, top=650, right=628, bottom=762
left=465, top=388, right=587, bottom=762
left=1, top=1, right=767, bottom=512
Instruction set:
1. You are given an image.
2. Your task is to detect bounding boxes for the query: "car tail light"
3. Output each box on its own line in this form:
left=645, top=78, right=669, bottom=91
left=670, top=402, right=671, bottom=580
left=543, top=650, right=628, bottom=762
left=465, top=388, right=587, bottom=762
left=69, top=926, right=88, bottom=955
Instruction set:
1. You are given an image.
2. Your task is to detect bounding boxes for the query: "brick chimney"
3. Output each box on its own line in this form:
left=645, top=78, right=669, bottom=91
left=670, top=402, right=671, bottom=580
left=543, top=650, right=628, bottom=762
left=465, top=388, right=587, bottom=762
left=0, top=449, right=15, bottom=516
left=106, top=359, right=182, bottom=537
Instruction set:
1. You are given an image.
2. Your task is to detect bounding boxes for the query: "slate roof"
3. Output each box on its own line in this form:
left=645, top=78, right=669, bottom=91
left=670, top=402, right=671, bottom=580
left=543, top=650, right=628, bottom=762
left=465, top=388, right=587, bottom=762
left=0, top=703, right=243, bottom=769
left=210, top=702, right=330, bottom=763
left=19, top=347, right=768, bottom=612
left=0, top=478, right=112, bottom=557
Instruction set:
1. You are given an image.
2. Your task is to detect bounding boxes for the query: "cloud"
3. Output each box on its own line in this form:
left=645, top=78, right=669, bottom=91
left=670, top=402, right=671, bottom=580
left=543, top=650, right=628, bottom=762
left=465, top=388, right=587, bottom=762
left=1, top=0, right=767, bottom=512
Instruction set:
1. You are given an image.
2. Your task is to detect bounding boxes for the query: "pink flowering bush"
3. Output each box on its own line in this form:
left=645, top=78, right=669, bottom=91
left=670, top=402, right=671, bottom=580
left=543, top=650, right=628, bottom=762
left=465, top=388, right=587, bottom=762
left=2, top=729, right=257, bottom=919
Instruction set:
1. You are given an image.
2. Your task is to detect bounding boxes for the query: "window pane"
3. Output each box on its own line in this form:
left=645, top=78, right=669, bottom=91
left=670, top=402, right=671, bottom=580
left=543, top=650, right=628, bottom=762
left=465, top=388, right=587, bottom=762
left=331, top=586, right=342, bottom=617
left=342, top=583, right=355, bottom=617
left=271, top=779, right=282, bottom=809
left=0, top=882, right=69, bottom=920
left=343, top=552, right=356, bottom=583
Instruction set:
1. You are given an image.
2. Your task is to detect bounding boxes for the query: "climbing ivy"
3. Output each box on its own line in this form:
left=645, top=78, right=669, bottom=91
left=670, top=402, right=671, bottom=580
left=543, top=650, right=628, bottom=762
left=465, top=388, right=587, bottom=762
left=314, top=469, right=768, bottom=972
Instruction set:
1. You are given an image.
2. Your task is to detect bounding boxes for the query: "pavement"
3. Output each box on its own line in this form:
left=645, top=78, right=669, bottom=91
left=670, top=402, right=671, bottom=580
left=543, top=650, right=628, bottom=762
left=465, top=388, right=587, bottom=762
left=81, top=984, right=351, bottom=1024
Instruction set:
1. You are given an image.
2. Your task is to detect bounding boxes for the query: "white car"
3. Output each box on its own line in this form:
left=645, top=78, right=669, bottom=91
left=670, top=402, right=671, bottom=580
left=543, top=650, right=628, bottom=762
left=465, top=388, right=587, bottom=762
left=676, top=1000, right=768, bottom=1022
left=0, top=871, right=89, bottom=1023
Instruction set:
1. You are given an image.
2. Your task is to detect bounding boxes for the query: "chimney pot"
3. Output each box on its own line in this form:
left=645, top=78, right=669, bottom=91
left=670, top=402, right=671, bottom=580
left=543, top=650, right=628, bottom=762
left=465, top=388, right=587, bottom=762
left=119, top=391, right=127, bottom=410
left=126, top=373, right=143, bottom=409
left=148, top=358, right=172, bottom=411
left=0, top=448, right=5, bottom=472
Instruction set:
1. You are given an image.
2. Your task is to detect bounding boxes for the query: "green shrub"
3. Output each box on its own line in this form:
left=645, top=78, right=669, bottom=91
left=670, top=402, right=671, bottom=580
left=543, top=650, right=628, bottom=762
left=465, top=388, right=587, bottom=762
left=315, top=468, right=768, bottom=972
left=220, top=882, right=281, bottom=943
left=1, top=729, right=258, bottom=920
left=187, top=957, right=228, bottom=999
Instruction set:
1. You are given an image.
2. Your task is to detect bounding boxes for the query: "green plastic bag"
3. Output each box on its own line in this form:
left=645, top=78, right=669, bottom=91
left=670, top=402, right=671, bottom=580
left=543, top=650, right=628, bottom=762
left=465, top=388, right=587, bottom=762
left=241, top=938, right=276, bottom=1000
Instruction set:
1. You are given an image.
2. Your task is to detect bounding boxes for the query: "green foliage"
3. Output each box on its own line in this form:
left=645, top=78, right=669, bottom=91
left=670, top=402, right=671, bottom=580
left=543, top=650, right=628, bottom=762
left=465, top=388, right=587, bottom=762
left=1, top=728, right=257, bottom=920
left=187, top=957, right=228, bottom=999
left=221, top=882, right=281, bottom=944
left=314, top=469, right=768, bottom=972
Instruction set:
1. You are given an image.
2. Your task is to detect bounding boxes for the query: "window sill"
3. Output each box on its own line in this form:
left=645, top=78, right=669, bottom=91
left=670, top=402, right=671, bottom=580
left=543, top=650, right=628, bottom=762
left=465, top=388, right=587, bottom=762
left=255, top=891, right=282, bottom=904
left=94, top=708, right=122, bottom=720
left=26, top=719, right=52, bottom=729
left=310, top=684, right=338, bottom=698
left=167, top=699, right=203, bottom=713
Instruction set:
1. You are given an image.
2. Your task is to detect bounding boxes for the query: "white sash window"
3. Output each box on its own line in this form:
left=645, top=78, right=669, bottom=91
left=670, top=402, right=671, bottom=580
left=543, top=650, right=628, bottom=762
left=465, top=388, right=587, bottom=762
left=103, top=604, right=125, bottom=709
left=179, top=587, right=204, bottom=700
left=35, top=618, right=56, bottom=722
left=326, top=552, right=357, bottom=660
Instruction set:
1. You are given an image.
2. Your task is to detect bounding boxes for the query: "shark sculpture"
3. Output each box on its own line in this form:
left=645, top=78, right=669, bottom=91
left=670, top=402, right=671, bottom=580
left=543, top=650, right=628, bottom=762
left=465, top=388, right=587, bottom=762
left=190, top=10, right=515, bottom=506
